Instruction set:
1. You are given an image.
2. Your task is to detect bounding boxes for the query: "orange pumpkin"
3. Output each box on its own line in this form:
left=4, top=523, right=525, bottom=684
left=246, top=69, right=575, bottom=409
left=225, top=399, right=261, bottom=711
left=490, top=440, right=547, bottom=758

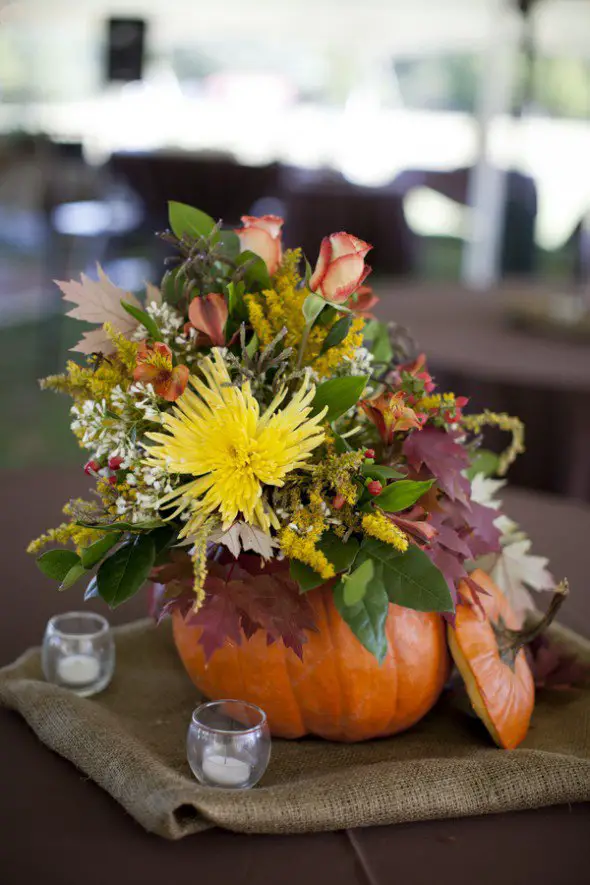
left=448, top=569, right=568, bottom=749
left=173, top=583, right=450, bottom=742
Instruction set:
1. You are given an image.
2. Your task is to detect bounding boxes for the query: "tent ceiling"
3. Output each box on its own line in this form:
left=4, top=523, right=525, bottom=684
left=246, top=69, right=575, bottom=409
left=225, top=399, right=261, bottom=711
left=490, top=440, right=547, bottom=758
left=5, top=0, right=590, bottom=55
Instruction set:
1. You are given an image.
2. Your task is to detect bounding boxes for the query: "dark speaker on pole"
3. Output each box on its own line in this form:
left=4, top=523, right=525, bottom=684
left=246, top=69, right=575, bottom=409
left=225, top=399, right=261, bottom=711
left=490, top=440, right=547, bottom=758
left=105, top=18, right=146, bottom=83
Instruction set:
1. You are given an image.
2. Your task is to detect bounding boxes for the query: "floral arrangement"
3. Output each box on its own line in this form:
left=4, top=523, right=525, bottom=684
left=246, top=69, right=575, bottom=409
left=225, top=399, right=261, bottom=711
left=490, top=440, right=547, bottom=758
left=30, top=202, right=557, bottom=664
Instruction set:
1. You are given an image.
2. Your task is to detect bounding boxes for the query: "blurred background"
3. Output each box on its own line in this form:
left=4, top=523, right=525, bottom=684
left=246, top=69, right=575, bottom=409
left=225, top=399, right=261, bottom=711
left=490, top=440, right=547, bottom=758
left=1, top=0, right=589, bottom=500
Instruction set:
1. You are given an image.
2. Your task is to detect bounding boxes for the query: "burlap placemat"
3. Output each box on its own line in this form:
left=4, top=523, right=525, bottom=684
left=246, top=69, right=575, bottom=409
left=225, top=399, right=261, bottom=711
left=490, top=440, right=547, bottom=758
left=1, top=618, right=589, bottom=840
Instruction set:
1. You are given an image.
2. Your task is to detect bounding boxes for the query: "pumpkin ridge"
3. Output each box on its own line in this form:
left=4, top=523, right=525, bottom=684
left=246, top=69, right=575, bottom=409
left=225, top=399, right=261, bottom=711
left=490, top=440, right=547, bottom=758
left=231, top=630, right=251, bottom=727
left=275, top=637, right=306, bottom=737
left=324, top=588, right=350, bottom=741
left=382, top=605, right=399, bottom=735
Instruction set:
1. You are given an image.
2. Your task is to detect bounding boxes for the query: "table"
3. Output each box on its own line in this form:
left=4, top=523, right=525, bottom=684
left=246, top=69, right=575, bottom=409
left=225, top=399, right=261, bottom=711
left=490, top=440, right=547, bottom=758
left=377, top=284, right=590, bottom=501
left=1, top=468, right=589, bottom=885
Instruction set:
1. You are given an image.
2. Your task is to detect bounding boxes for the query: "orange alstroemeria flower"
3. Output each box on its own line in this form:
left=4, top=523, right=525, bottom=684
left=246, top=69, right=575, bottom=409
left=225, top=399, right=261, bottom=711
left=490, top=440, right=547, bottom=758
left=188, top=292, right=228, bottom=347
left=348, top=285, right=380, bottom=318
left=394, top=352, right=436, bottom=394
left=360, top=391, right=422, bottom=444
left=134, top=341, right=189, bottom=402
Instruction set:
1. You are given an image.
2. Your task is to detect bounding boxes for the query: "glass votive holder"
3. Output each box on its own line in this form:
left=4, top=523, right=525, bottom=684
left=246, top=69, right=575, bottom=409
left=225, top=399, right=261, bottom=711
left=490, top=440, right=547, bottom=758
left=187, top=700, right=271, bottom=790
left=41, top=612, right=115, bottom=697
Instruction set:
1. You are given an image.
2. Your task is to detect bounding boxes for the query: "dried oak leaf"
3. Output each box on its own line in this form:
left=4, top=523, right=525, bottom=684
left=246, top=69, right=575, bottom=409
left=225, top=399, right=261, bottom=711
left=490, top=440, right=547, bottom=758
left=209, top=521, right=278, bottom=560
left=56, top=264, right=143, bottom=354
left=476, top=539, right=554, bottom=618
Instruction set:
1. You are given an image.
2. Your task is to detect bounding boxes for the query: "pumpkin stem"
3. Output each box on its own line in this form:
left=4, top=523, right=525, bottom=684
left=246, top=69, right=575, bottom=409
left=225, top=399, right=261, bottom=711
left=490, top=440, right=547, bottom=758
left=496, top=579, right=569, bottom=666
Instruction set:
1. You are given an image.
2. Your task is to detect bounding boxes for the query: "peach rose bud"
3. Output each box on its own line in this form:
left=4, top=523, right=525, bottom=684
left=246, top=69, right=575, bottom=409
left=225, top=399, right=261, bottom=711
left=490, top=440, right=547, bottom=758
left=310, top=232, right=372, bottom=303
left=235, top=215, right=284, bottom=275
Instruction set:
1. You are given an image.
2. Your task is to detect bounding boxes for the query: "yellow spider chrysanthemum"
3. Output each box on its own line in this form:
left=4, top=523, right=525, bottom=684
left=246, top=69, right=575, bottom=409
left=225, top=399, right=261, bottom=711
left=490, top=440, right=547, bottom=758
left=144, top=350, right=326, bottom=535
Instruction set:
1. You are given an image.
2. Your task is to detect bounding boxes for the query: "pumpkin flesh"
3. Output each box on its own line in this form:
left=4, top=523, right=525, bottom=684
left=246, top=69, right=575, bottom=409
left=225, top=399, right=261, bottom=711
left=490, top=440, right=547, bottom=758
left=449, top=569, right=534, bottom=750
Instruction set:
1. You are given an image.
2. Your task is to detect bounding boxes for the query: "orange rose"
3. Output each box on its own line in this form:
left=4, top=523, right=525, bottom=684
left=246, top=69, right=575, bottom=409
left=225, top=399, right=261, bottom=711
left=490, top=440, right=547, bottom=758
left=310, top=232, right=372, bottom=303
left=235, top=215, right=284, bottom=275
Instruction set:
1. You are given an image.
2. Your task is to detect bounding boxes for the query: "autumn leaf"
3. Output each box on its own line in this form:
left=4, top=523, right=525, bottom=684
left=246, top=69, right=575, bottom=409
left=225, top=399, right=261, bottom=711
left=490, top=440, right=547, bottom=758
left=403, top=427, right=471, bottom=504
left=187, top=575, right=245, bottom=659
left=145, top=282, right=162, bottom=306
left=477, top=539, right=554, bottom=617
left=527, top=633, right=590, bottom=690
left=463, top=501, right=502, bottom=557
left=232, top=570, right=318, bottom=658
left=159, top=555, right=318, bottom=661
left=209, top=522, right=278, bottom=560
left=56, top=264, right=143, bottom=354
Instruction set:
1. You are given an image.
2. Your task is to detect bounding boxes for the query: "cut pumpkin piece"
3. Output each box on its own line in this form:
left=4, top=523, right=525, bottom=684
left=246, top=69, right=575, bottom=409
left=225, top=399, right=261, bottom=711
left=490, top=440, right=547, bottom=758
left=448, top=568, right=568, bottom=749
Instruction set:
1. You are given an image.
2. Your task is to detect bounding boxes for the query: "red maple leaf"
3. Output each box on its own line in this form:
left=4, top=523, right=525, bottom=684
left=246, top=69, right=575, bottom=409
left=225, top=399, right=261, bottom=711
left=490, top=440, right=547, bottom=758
left=463, top=500, right=502, bottom=557
left=188, top=576, right=246, bottom=659
left=170, top=556, right=320, bottom=661
left=403, top=426, right=471, bottom=504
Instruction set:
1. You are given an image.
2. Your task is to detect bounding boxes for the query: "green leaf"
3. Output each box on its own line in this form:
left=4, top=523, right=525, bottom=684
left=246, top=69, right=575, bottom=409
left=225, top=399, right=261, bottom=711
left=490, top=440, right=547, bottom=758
left=80, top=532, right=122, bottom=570
left=361, top=463, right=406, bottom=482
left=362, top=539, right=454, bottom=613
left=75, top=519, right=165, bottom=532
left=316, top=305, right=338, bottom=328
left=342, top=559, right=374, bottom=606
left=59, top=562, right=89, bottom=591
left=333, top=572, right=389, bottom=662
left=217, top=229, right=240, bottom=258
left=364, top=319, right=393, bottom=365
left=330, top=301, right=353, bottom=315
left=151, top=525, right=178, bottom=566
left=168, top=201, right=216, bottom=240
left=465, top=449, right=501, bottom=480
left=290, top=533, right=360, bottom=592
left=37, top=549, right=81, bottom=582
left=96, top=535, right=156, bottom=608
left=162, top=268, right=190, bottom=305
left=376, top=479, right=434, bottom=513
left=227, top=281, right=248, bottom=321
left=302, top=292, right=326, bottom=326
left=333, top=432, right=353, bottom=454
left=320, top=315, right=353, bottom=354
left=121, top=301, right=163, bottom=342
left=312, top=375, right=368, bottom=423
left=304, top=257, right=314, bottom=287
left=245, top=332, right=259, bottom=359
left=236, top=250, right=271, bottom=291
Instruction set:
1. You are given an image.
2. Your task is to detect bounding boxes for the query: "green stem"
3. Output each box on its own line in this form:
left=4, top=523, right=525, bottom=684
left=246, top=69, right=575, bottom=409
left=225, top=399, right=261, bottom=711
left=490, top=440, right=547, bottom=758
left=296, top=322, right=312, bottom=371
left=497, top=579, right=569, bottom=662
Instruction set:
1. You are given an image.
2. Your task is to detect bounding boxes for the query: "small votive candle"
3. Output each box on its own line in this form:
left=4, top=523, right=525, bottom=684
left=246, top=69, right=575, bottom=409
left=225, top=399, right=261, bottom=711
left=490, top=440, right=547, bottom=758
left=202, top=752, right=252, bottom=787
left=57, top=654, right=101, bottom=687
left=42, top=612, right=115, bottom=697
left=187, top=700, right=271, bottom=790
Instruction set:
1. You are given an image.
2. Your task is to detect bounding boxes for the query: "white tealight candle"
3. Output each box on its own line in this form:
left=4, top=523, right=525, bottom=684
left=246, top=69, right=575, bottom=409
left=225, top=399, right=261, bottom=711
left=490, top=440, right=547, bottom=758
left=202, top=753, right=251, bottom=787
left=57, top=654, right=101, bottom=687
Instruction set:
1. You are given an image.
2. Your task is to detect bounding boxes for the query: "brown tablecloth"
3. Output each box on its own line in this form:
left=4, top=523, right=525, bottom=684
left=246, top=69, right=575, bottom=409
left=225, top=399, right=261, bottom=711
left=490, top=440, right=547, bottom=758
left=377, top=284, right=590, bottom=501
left=1, top=469, right=590, bottom=884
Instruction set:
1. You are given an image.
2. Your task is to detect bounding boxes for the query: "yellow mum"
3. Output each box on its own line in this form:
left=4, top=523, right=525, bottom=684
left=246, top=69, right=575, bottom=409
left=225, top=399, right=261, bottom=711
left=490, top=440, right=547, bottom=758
left=145, top=350, right=326, bottom=535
